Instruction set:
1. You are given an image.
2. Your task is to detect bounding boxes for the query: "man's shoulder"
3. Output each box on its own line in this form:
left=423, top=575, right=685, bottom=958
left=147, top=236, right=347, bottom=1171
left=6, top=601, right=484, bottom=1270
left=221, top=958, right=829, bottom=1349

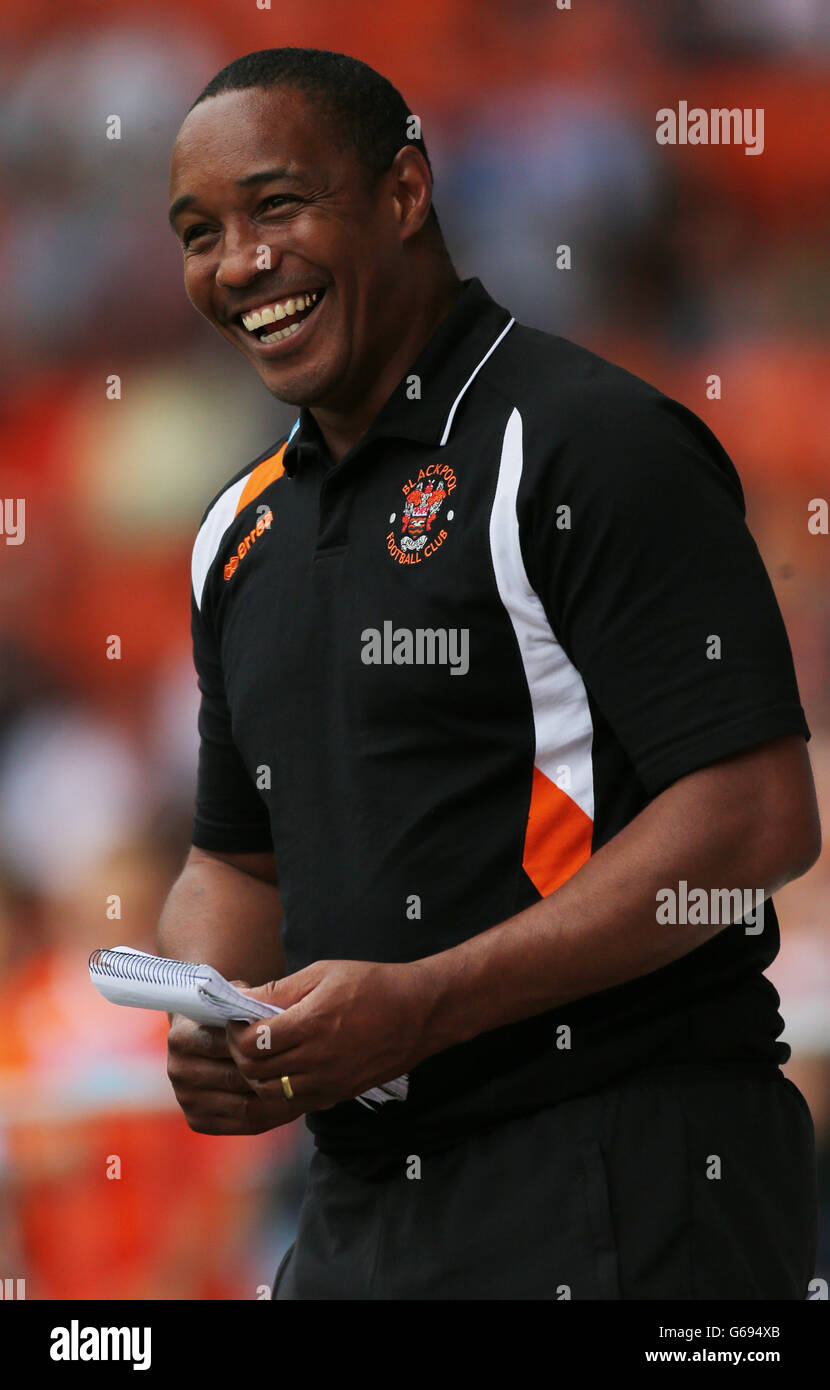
left=194, top=433, right=292, bottom=532
left=190, top=432, right=291, bottom=610
left=488, top=320, right=669, bottom=427
left=485, top=320, right=740, bottom=498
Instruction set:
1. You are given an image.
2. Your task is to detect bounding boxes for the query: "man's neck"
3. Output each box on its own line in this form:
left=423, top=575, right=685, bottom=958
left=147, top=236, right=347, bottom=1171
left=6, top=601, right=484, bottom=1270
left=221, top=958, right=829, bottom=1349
left=311, top=266, right=463, bottom=466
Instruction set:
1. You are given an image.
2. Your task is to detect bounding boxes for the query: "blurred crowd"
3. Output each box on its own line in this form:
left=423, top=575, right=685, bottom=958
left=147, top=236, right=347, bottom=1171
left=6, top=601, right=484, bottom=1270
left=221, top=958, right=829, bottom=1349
left=1, top=0, right=829, bottom=1297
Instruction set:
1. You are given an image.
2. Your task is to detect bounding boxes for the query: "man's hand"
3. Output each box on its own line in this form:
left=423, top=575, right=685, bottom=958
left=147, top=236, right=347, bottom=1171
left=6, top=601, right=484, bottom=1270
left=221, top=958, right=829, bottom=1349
left=167, top=1002, right=304, bottom=1134
left=225, top=959, right=435, bottom=1113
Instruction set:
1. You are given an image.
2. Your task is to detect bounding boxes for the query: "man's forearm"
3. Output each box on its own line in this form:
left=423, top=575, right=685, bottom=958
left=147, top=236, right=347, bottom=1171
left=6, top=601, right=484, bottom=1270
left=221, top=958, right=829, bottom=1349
left=157, top=847, right=284, bottom=984
left=413, top=739, right=820, bottom=1057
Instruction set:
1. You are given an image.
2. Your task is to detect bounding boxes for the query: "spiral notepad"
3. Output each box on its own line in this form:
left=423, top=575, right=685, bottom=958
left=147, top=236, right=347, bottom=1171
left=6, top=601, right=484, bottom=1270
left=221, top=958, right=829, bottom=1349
left=89, top=946, right=408, bottom=1110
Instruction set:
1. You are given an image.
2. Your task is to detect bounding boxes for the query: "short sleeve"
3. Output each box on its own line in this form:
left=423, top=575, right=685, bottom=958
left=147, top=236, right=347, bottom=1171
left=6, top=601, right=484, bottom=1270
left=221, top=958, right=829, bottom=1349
left=520, top=388, right=810, bottom=796
left=190, top=589, right=274, bottom=853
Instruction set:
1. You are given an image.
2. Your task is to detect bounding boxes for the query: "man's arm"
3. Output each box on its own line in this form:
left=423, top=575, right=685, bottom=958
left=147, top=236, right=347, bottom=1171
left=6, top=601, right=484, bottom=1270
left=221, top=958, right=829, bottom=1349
left=224, top=735, right=822, bottom=1112
left=159, top=845, right=294, bottom=1135
left=157, top=844, right=284, bottom=982
left=415, top=734, right=821, bottom=1051
left=176, top=525, right=288, bottom=1131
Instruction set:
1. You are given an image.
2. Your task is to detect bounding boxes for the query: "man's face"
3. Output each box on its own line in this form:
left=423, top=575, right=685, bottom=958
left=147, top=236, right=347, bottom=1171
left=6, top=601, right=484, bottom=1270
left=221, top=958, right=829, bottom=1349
left=169, top=86, right=405, bottom=408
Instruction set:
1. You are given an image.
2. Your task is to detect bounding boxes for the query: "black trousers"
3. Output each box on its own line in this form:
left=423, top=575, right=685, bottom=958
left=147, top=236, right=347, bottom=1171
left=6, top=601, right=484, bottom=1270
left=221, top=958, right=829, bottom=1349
left=272, top=1063, right=817, bottom=1300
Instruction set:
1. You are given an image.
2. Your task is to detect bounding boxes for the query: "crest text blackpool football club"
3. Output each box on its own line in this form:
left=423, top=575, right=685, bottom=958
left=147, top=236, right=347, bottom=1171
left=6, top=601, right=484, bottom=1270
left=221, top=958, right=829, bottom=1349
left=386, top=463, right=457, bottom=566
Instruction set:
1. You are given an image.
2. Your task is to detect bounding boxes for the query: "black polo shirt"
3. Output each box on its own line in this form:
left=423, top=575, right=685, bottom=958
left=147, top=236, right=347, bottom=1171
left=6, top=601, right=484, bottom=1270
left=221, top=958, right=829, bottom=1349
left=190, top=277, right=810, bottom=1170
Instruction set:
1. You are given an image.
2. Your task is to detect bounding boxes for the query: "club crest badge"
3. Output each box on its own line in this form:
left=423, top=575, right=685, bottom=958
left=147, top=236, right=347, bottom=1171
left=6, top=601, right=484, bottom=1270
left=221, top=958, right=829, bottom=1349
left=386, top=463, right=457, bottom=566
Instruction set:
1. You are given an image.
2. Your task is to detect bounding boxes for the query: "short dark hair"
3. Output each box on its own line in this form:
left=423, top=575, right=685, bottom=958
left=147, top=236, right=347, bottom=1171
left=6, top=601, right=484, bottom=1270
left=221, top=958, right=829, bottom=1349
left=191, top=48, right=440, bottom=230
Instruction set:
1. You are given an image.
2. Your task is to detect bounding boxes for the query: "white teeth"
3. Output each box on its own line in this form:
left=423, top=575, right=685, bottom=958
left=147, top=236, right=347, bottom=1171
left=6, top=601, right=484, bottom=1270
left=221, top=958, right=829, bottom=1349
left=260, top=320, right=304, bottom=344
left=241, top=290, right=323, bottom=333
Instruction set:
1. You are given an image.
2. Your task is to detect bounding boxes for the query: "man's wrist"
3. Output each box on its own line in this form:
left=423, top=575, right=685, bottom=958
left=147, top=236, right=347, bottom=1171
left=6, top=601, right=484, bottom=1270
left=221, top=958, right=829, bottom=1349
left=407, top=946, right=488, bottom=1059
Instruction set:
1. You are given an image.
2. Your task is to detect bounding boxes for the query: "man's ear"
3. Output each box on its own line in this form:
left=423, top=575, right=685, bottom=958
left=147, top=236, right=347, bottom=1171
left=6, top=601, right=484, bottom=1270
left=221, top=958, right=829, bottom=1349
left=388, top=145, right=434, bottom=241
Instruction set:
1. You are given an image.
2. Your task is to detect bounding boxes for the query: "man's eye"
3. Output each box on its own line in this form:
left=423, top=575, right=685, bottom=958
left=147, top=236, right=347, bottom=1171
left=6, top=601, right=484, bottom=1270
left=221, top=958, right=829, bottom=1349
left=260, top=194, right=300, bottom=213
left=182, top=224, right=212, bottom=248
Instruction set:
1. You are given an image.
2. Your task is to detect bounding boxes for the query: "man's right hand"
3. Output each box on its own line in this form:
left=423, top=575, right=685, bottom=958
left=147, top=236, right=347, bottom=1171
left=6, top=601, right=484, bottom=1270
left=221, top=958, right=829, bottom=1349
left=166, top=1010, right=298, bottom=1135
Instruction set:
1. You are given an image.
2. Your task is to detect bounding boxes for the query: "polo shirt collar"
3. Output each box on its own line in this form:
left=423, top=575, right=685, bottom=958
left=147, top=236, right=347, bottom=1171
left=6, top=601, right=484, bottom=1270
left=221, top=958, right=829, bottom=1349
left=282, top=277, right=514, bottom=475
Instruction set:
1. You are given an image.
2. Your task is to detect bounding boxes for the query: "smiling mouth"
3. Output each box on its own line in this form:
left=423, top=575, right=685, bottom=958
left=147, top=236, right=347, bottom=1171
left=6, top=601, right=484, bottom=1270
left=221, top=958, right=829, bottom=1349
left=235, top=288, right=326, bottom=344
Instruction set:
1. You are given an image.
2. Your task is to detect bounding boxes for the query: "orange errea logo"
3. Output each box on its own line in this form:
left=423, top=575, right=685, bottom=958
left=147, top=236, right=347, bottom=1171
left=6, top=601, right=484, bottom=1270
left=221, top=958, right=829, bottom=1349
left=224, top=507, right=273, bottom=580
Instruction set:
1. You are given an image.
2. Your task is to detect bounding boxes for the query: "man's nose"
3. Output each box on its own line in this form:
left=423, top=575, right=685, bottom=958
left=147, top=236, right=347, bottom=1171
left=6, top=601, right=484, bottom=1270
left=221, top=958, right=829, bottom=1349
left=215, top=225, right=279, bottom=289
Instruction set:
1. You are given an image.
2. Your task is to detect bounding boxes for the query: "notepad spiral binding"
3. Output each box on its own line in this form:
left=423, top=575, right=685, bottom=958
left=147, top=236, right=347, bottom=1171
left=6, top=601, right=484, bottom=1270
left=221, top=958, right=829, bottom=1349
left=89, top=948, right=203, bottom=986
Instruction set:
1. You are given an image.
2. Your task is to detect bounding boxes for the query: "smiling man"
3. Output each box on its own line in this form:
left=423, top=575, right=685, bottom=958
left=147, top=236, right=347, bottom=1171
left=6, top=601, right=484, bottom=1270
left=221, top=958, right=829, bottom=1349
left=160, top=48, right=821, bottom=1300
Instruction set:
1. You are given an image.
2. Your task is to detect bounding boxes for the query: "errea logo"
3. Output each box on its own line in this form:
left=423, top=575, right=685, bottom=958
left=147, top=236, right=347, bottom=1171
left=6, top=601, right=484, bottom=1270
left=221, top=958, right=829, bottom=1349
left=224, top=506, right=273, bottom=580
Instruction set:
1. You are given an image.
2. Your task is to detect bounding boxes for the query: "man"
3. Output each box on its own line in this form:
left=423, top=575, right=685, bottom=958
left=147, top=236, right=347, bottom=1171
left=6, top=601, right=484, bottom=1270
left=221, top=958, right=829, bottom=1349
left=161, top=47, right=821, bottom=1299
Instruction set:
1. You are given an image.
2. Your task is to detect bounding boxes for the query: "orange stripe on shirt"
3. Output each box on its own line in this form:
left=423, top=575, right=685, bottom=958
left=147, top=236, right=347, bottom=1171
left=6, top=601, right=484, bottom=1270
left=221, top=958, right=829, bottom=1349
left=523, top=764, right=593, bottom=898
left=235, top=442, right=287, bottom=516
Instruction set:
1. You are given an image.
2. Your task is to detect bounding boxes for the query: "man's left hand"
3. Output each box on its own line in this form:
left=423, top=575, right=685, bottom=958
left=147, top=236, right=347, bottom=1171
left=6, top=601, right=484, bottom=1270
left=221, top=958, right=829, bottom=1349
left=225, top=958, right=438, bottom=1112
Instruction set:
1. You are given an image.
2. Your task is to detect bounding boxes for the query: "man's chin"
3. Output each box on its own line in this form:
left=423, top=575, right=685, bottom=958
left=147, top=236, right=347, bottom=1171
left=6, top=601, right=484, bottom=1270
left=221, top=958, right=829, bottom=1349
left=256, top=359, right=340, bottom=410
